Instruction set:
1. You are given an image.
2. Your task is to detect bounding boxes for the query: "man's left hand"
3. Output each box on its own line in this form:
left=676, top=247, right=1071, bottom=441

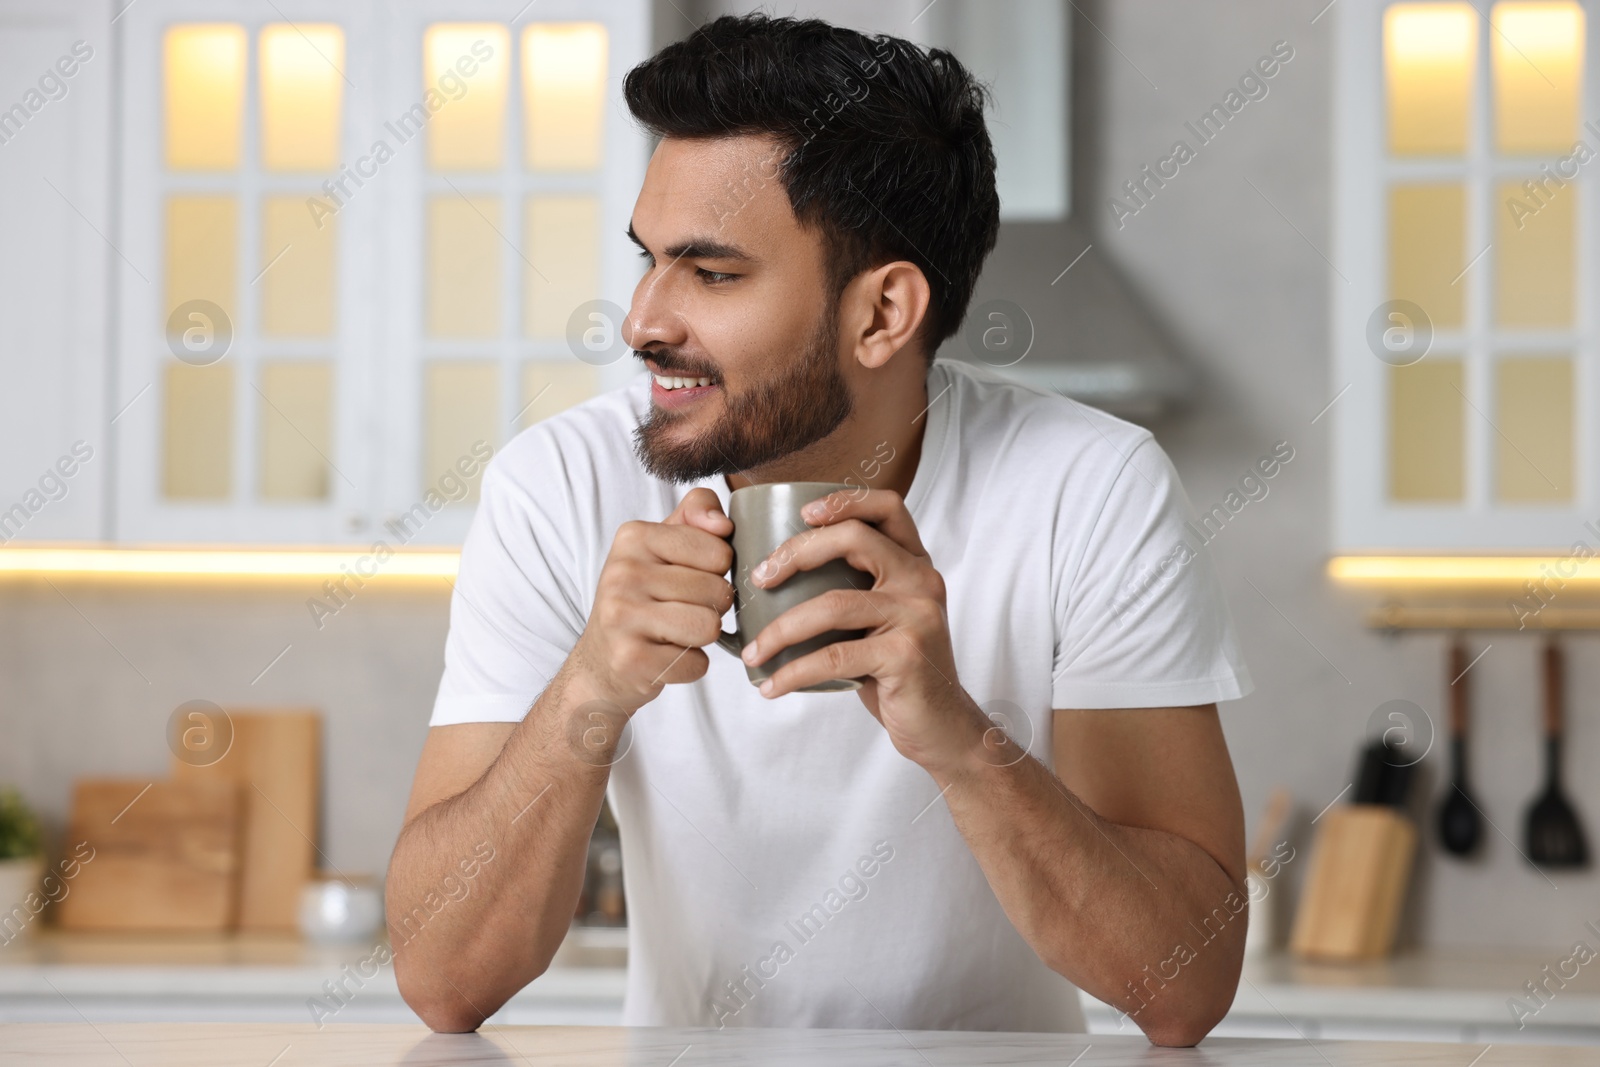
left=739, top=488, right=990, bottom=775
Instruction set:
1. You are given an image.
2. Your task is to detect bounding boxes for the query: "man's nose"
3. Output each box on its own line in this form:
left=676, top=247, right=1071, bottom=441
left=627, top=270, right=688, bottom=351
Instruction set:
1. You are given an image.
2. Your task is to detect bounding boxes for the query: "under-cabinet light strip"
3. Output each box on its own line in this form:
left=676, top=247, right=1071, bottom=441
left=0, top=547, right=460, bottom=579
left=1328, top=556, right=1600, bottom=587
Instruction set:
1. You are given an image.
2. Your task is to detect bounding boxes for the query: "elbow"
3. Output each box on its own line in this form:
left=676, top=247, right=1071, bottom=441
left=394, top=948, right=548, bottom=1034
left=397, top=969, right=485, bottom=1033
left=413, top=1001, right=486, bottom=1035
left=1142, top=1015, right=1218, bottom=1048
left=1138, top=995, right=1231, bottom=1048
left=394, top=959, right=498, bottom=1034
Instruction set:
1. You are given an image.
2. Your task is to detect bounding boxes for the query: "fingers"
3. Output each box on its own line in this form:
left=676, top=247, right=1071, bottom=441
left=599, top=558, right=733, bottom=618
left=646, top=564, right=735, bottom=614
left=750, top=519, right=915, bottom=591
left=637, top=601, right=728, bottom=651
left=758, top=632, right=890, bottom=699
left=744, top=587, right=889, bottom=667
left=800, top=488, right=925, bottom=556
left=665, top=486, right=732, bottom=537
left=649, top=645, right=711, bottom=687
left=585, top=492, right=736, bottom=707
left=614, top=519, right=732, bottom=576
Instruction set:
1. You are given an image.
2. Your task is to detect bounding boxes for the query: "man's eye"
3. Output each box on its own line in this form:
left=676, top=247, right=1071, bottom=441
left=697, top=268, right=738, bottom=284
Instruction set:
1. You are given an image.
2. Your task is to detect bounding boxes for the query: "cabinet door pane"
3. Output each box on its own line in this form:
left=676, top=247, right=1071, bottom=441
left=259, top=361, right=334, bottom=501
left=524, top=195, right=599, bottom=338
left=1492, top=1, right=1584, bottom=155
left=523, top=23, right=607, bottom=171
left=520, top=360, right=598, bottom=428
left=423, top=24, right=510, bottom=171
left=1385, top=3, right=1476, bottom=156
left=1496, top=356, right=1573, bottom=501
left=260, top=24, right=345, bottom=172
left=1496, top=178, right=1575, bottom=328
left=262, top=196, right=337, bottom=337
left=1389, top=184, right=1466, bottom=329
left=424, top=361, right=498, bottom=500
left=1389, top=358, right=1465, bottom=502
left=164, top=24, right=247, bottom=171
left=427, top=195, right=501, bottom=337
left=166, top=196, right=237, bottom=325
left=164, top=362, right=233, bottom=500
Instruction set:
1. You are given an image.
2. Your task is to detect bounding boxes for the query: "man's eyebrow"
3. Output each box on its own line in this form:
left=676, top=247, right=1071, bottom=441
left=625, top=223, right=752, bottom=263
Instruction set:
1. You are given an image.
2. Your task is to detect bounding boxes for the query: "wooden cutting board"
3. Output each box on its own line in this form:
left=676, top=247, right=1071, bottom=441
left=173, top=710, right=321, bottom=931
left=57, top=779, right=241, bottom=931
left=1290, top=804, right=1416, bottom=960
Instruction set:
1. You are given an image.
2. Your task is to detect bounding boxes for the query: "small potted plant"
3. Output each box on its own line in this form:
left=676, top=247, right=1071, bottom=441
left=0, top=787, right=44, bottom=941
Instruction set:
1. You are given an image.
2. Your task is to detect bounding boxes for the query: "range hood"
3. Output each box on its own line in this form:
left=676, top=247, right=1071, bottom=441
left=937, top=0, right=1193, bottom=422
left=938, top=217, right=1193, bottom=421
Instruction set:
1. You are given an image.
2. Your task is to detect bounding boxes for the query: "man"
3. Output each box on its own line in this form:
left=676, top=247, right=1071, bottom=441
left=389, top=14, right=1252, bottom=1048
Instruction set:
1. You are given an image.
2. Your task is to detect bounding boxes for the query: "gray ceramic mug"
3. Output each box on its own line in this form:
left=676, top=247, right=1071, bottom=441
left=714, top=482, right=874, bottom=693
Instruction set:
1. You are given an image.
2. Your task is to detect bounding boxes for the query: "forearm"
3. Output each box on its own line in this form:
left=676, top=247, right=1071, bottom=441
left=386, top=661, right=616, bottom=1030
left=934, top=717, right=1246, bottom=1047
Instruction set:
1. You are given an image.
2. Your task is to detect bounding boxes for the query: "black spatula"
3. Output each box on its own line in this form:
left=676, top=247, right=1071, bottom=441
left=1437, top=639, right=1483, bottom=856
left=1524, top=641, right=1589, bottom=869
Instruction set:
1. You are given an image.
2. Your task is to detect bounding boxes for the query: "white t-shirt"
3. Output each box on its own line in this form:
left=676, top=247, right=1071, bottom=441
left=430, top=358, right=1252, bottom=1032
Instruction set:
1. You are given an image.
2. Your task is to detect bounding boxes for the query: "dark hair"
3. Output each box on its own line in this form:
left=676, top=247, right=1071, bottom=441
left=623, top=14, right=1000, bottom=355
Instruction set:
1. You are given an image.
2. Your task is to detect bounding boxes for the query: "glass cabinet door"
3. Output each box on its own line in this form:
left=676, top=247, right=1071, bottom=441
left=112, top=0, right=649, bottom=546
left=116, top=1, right=377, bottom=544
left=372, top=0, right=649, bottom=547
left=1334, top=0, right=1593, bottom=550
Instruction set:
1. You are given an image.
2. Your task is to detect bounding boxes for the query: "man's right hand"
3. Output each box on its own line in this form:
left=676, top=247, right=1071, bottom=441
left=571, top=487, right=736, bottom=713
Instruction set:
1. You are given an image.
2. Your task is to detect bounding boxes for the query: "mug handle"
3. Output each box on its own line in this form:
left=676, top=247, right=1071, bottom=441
left=717, top=525, right=744, bottom=658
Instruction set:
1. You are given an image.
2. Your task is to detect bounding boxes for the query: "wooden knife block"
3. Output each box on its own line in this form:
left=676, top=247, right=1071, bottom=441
left=1290, top=805, right=1416, bottom=961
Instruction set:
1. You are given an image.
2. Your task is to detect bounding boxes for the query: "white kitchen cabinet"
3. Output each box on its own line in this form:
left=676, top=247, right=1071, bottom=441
left=0, top=0, right=112, bottom=544
left=1332, top=0, right=1598, bottom=551
left=108, top=0, right=649, bottom=545
left=113, top=0, right=380, bottom=544
left=371, top=0, right=650, bottom=547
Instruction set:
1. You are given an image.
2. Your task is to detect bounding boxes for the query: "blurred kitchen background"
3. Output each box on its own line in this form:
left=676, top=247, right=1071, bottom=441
left=3, top=0, right=1599, bottom=1046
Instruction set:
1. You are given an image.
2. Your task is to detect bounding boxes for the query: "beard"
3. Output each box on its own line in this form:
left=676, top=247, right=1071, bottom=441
left=632, top=306, right=854, bottom=484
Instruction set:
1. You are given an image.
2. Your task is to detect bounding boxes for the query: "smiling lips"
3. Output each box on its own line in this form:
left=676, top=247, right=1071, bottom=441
left=652, top=373, right=714, bottom=390
left=650, top=372, right=718, bottom=409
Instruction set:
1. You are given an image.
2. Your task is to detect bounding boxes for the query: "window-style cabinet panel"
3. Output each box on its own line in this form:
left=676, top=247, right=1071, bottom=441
left=116, top=1, right=375, bottom=543
left=1384, top=2, right=1476, bottom=156
left=375, top=0, right=648, bottom=547
left=0, top=0, right=112, bottom=544
left=113, top=0, right=649, bottom=545
left=1334, top=0, right=1594, bottom=550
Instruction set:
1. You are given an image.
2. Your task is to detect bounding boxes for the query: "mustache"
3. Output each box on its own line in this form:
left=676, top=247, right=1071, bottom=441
left=635, top=349, right=721, bottom=383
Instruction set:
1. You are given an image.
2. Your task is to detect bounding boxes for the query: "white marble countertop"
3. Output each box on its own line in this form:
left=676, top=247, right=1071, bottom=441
left=1097, top=950, right=1600, bottom=1044
left=5, top=932, right=1598, bottom=1044
left=0, top=930, right=626, bottom=1026
left=1, top=1023, right=1593, bottom=1066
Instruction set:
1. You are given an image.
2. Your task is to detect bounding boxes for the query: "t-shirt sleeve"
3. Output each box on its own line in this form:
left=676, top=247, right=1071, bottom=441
left=1051, top=436, right=1253, bottom=709
left=429, top=450, right=587, bottom=726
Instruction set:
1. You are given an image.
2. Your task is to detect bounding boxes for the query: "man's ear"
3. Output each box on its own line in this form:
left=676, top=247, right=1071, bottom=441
left=845, top=260, right=932, bottom=369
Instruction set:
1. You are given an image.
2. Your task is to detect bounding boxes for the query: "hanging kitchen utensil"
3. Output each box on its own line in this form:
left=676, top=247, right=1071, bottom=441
left=1524, top=641, right=1589, bottom=869
left=1354, top=739, right=1388, bottom=804
left=1437, top=639, right=1483, bottom=857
